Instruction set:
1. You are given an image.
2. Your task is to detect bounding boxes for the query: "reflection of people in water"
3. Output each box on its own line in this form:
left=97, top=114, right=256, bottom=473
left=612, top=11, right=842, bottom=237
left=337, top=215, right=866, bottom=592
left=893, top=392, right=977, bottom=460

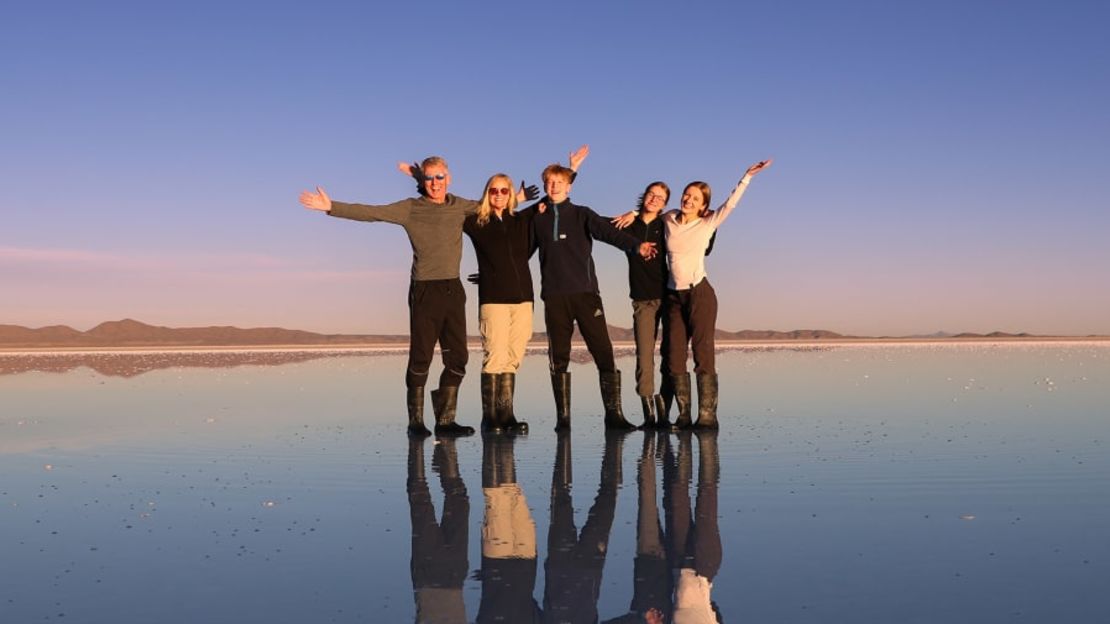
left=543, top=431, right=629, bottom=623
left=602, top=431, right=673, bottom=623
left=666, top=431, right=723, bottom=624
left=406, top=437, right=469, bottom=623
left=476, top=433, right=541, bottom=623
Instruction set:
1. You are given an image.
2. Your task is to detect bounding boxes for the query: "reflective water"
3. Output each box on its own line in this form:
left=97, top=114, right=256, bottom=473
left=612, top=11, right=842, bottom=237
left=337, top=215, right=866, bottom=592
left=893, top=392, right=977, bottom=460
left=1, top=344, right=1107, bottom=623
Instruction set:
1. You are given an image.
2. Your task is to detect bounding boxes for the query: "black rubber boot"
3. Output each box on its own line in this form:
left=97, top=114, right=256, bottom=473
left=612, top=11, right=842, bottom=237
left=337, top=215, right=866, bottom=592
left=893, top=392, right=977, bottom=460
left=658, top=374, right=675, bottom=427
left=480, top=373, right=499, bottom=433
left=431, top=385, right=475, bottom=437
left=601, top=371, right=637, bottom=430
left=496, top=372, right=528, bottom=434
left=406, top=386, right=431, bottom=437
left=640, top=395, right=658, bottom=429
left=671, top=373, right=693, bottom=430
left=654, top=394, right=670, bottom=429
left=694, top=373, right=719, bottom=430
left=551, top=371, right=572, bottom=431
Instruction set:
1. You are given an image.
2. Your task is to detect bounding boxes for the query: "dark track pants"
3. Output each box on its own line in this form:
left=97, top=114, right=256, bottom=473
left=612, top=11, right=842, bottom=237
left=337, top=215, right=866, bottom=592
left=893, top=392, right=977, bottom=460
left=407, top=278, right=468, bottom=389
left=543, top=292, right=616, bottom=374
left=666, top=278, right=718, bottom=376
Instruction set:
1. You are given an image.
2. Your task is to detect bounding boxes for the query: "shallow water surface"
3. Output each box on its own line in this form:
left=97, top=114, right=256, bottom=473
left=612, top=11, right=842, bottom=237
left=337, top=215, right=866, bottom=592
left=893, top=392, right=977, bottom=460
left=1, top=344, right=1107, bottom=623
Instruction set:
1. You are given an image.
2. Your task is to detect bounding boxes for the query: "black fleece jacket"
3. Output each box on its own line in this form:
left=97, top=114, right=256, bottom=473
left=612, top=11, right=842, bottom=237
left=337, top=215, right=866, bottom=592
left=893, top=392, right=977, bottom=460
left=462, top=209, right=535, bottom=305
left=528, top=197, right=641, bottom=299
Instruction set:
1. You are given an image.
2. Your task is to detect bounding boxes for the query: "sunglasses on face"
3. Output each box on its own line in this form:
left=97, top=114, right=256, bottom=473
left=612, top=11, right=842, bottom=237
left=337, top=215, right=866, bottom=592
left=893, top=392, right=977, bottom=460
left=487, top=187, right=511, bottom=196
left=424, top=174, right=447, bottom=181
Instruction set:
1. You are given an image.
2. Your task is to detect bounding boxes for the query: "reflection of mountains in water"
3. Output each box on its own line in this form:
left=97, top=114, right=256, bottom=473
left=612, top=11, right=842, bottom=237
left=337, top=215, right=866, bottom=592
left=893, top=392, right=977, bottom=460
left=0, top=350, right=374, bottom=378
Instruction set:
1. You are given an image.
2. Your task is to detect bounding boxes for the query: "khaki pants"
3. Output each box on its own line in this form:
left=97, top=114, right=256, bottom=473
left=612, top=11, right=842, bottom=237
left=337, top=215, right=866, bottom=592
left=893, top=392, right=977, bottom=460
left=481, top=484, right=537, bottom=559
left=478, top=302, right=533, bottom=374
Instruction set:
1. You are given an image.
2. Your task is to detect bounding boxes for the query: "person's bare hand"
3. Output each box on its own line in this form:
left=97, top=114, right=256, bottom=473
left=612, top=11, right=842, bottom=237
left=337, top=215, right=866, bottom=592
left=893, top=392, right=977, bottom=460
left=569, top=144, right=590, bottom=171
left=299, top=186, right=332, bottom=212
left=745, top=158, right=773, bottom=178
left=638, top=241, right=657, bottom=259
left=611, top=211, right=636, bottom=229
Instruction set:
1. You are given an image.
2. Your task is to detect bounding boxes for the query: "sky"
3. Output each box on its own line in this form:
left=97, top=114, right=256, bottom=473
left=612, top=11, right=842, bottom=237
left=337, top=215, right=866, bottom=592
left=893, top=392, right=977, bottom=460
left=3, top=0, right=1108, bottom=337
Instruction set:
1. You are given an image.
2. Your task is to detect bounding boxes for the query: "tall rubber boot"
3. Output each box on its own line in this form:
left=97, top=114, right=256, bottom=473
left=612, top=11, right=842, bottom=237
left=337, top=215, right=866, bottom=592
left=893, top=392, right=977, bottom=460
left=432, top=385, right=475, bottom=437
left=496, top=372, right=528, bottom=434
left=694, top=373, right=719, bottom=430
left=407, top=386, right=431, bottom=437
left=639, top=395, right=658, bottom=429
left=671, top=373, right=693, bottom=430
left=551, top=371, right=572, bottom=431
left=480, top=373, right=499, bottom=433
left=657, top=374, right=675, bottom=428
left=601, top=371, right=637, bottom=430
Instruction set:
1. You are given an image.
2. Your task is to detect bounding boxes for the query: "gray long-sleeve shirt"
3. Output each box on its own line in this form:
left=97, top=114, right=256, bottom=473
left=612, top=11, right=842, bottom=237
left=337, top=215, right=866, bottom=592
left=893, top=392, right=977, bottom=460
left=328, top=194, right=479, bottom=281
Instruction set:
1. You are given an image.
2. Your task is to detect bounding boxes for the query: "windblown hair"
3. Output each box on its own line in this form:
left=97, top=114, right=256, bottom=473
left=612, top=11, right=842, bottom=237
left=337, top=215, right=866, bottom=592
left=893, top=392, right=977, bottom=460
left=636, top=181, right=670, bottom=213
left=541, top=163, right=575, bottom=184
left=476, top=173, right=518, bottom=226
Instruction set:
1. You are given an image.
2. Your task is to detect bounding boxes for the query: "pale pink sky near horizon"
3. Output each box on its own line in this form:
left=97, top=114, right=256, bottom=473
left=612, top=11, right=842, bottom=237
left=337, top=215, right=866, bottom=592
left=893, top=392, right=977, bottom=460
left=4, top=240, right=1108, bottom=337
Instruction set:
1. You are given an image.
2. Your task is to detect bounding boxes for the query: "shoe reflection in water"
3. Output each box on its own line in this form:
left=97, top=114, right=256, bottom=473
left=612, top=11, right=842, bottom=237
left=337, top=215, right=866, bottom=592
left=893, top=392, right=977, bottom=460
left=476, top=433, right=541, bottom=622
left=543, top=431, right=629, bottom=623
left=407, top=437, right=469, bottom=624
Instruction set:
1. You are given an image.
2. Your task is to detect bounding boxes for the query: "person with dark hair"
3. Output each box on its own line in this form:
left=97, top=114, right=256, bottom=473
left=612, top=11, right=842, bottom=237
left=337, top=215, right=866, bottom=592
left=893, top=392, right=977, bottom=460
left=529, top=164, right=657, bottom=431
left=664, top=159, right=772, bottom=429
left=615, top=181, right=674, bottom=429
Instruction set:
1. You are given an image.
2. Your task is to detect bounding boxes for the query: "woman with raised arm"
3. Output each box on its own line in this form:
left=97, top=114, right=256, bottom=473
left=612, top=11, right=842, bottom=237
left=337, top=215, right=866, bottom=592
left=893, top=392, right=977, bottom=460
left=664, top=159, right=772, bottom=429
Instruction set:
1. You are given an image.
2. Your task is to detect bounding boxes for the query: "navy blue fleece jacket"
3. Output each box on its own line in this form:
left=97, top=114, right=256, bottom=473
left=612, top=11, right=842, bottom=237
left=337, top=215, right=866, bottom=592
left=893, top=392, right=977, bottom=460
left=528, top=197, right=642, bottom=299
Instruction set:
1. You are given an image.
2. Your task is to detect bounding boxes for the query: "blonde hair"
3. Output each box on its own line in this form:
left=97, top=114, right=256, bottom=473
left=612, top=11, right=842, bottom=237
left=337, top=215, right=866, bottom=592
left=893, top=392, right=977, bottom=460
left=476, top=173, right=518, bottom=226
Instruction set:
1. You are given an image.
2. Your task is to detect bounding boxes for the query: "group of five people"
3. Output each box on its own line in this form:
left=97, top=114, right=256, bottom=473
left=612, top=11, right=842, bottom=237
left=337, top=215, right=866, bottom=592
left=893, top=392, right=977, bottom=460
left=298, top=148, right=770, bottom=436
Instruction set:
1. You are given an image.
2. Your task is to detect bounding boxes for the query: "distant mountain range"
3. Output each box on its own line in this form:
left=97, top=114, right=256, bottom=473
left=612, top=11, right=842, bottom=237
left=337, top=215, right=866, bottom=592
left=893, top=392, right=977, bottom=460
left=0, top=319, right=1085, bottom=349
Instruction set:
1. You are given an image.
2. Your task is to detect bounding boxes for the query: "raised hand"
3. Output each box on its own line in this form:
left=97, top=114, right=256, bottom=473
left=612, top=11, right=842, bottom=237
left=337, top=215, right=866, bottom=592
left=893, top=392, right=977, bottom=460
left=745, top=158, right=773, bottom=178
left=518, top=181, right=540, bottom=203
left=569, top=144, right=590, bottom=171
left=299, top=186, right=332, bottom=212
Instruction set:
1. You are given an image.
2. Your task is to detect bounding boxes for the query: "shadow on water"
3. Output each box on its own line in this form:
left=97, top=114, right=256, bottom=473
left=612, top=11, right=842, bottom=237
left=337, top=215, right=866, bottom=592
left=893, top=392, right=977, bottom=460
left=406, top=430, right=724, bottom=623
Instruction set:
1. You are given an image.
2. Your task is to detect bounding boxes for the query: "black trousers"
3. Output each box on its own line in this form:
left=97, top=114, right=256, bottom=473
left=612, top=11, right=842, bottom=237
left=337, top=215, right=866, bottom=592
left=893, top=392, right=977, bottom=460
left=407, top=278, right=468, bottom=389
left=666, top=278, right=718, bottom=376
left=543, top=292, right=616, bottom=374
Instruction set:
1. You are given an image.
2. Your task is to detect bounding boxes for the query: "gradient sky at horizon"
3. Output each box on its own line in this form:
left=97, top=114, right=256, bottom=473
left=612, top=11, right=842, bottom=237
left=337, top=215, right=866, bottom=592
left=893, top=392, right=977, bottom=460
left=3, top=0, right=1108, bottom=336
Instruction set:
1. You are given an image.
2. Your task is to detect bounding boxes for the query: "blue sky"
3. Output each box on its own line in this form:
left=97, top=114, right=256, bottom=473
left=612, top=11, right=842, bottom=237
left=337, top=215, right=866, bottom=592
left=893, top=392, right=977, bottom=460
left=3, top=0, right=1108, bottom=335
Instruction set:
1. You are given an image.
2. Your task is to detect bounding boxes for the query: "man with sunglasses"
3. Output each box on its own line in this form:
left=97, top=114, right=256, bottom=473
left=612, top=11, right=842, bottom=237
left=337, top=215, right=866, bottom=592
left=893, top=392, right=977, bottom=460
left=300, top=157, right=479, bottom=438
